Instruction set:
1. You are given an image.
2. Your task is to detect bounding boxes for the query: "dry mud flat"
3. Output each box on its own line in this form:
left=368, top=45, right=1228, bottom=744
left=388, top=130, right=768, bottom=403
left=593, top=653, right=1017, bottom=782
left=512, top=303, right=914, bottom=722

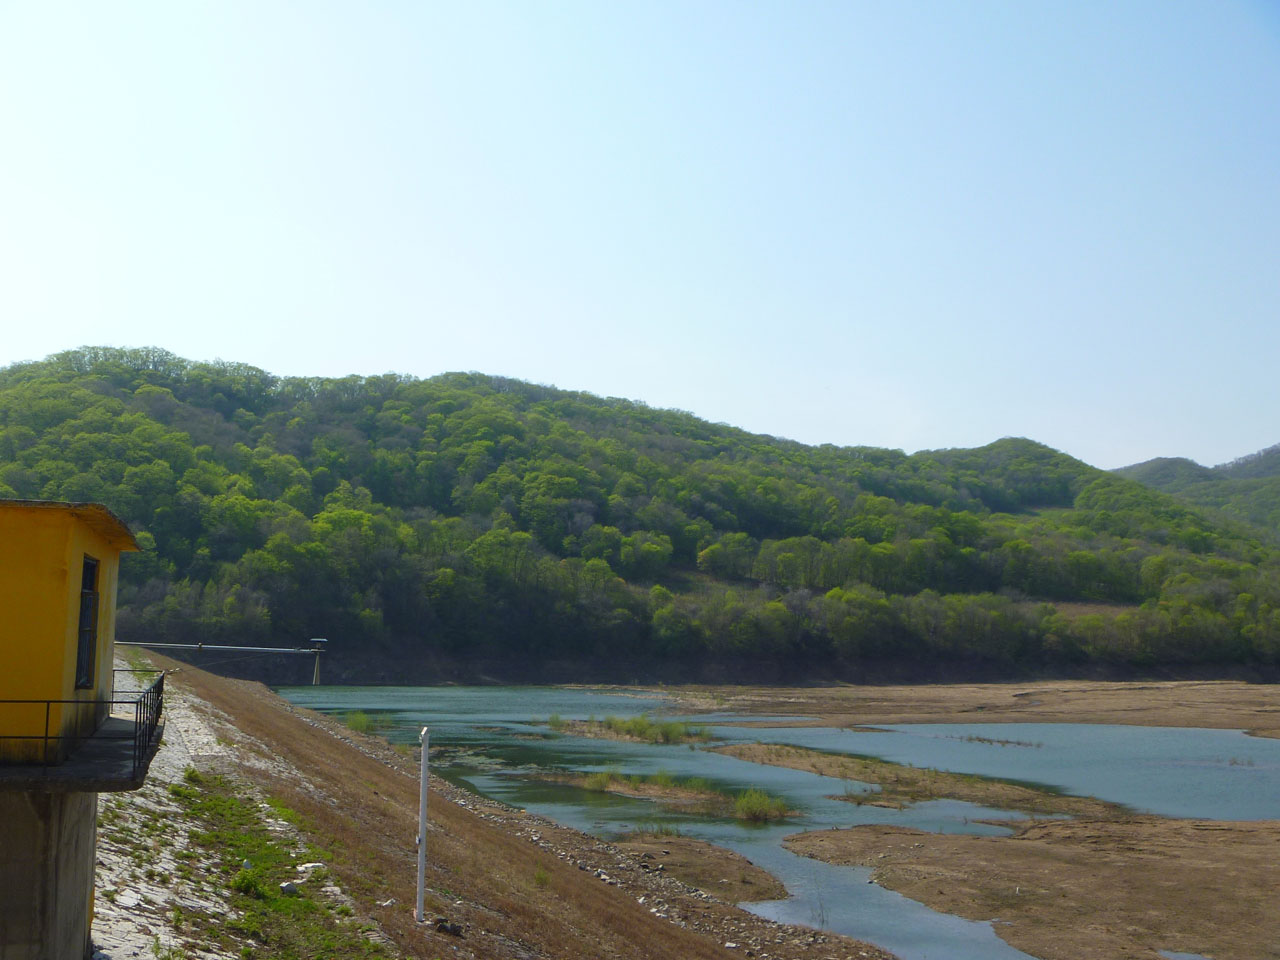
left=679, top=679, right=1280, bottom=960
left=117, top=656, right=894, bottom=960
left=672, top=678, right=1280, bottom=738
left=786, top=818, right=1280, bottom=960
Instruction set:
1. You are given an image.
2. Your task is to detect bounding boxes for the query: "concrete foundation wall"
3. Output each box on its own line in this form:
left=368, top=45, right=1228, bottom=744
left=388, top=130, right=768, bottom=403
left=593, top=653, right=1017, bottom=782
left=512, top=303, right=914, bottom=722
left=0, top=791, right=97, bottom=960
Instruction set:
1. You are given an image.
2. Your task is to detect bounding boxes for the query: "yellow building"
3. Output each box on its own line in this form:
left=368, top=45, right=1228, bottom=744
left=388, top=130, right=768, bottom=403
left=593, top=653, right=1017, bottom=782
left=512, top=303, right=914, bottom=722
left=0, top=500, right=163, bottom=960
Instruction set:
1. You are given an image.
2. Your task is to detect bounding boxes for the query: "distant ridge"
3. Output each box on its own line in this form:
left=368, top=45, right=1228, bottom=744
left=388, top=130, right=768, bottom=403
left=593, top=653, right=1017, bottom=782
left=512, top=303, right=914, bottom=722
left=1, top=346, right=1278, bottom=680
left=1114, top=457, right=1216, bottom=493
left=1218, top=442, right=1280, bottom=481
left=1115, top=442, right=1280, bottom=537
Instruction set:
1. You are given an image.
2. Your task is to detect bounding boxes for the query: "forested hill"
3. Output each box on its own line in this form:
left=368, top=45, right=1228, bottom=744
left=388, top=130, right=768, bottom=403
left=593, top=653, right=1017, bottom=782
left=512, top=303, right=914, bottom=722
left=1116, top=444, right=1280, bottom=539
left=2, top=347, right=1278, bottom=681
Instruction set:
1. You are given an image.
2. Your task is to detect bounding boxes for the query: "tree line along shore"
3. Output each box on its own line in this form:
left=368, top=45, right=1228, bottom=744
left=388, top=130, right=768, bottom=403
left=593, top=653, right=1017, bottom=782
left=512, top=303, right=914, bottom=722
left=2, top=346, right=1278, bottom=679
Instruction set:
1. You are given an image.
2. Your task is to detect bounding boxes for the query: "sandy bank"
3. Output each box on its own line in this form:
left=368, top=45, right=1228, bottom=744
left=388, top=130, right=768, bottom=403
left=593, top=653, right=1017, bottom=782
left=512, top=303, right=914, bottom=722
left=785, top=818, right=1280, bottom=960
left=671, top=678, right=1280, bottom=737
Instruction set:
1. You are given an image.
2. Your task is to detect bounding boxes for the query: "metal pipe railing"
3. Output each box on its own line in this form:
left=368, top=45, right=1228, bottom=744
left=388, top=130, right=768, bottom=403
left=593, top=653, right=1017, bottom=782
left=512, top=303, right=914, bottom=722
left=0, top=673, right=165, bottom=779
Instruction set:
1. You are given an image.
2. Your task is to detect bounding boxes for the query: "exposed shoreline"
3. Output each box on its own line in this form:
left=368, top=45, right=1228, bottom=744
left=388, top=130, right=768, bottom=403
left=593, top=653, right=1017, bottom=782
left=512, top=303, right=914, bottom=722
left=679, top=680, right=1280, bottom=960
left=665, top=677, right=1280, bottom=738
left=106, top=655, right=894, bottom=960
left=105, top=667, right=1280, bottom=960
left=783, top=818, right=1280, bottom=960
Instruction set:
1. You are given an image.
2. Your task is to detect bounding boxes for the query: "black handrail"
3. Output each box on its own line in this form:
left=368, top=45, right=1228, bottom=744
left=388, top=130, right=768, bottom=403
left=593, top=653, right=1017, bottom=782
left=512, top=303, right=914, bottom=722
left=0, top=673, right=164, bottom=779
left=133, top=672, right=164, bottom=777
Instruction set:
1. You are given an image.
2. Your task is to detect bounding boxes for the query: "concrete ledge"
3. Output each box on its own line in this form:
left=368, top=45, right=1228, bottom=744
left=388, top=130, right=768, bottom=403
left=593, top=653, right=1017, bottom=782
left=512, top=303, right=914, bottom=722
left=0, top=720, right=164, bottom=793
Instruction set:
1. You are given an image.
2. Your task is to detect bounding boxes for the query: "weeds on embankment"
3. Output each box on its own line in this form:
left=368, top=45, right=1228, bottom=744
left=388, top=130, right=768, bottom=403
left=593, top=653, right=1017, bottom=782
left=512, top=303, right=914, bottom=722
left=166, top=767, right=389, bottom=959
left=342, top=710, right=394, bottom=735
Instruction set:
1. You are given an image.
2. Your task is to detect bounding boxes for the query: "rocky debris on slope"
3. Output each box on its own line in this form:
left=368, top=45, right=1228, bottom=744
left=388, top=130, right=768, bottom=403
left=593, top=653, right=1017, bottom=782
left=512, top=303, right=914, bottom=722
left=91, top=666, right=376, bottom=959
left=92, top=679, right=238, bottom=960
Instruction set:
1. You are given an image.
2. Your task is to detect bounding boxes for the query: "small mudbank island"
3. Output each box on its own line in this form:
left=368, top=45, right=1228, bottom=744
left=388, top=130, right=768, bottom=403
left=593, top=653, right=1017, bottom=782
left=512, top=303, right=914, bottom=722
left=548, top=712, right=712, bottom=744
left=713, top=742, right=1123, bottom=819
left=533, top=768, right=795, bottom=821
left=95, top=656, right=893, bottom=960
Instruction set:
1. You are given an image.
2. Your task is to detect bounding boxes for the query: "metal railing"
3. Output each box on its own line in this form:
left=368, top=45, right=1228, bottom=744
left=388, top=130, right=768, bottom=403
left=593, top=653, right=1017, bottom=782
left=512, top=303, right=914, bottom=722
left=0, top=672, right=164, bottom=780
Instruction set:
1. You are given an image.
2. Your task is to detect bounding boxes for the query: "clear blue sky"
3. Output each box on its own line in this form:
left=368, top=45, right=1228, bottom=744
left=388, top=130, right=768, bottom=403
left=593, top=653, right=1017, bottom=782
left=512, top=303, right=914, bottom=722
left=2, top=2, right=1276, bottom=470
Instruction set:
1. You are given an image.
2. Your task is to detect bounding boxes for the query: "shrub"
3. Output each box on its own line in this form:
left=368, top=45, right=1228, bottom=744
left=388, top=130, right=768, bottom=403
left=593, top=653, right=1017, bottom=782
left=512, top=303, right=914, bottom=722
left=733, top=788, right=790, bottom=822
left=600, top=714, right=710, bottom=743
left=343, top=711, right=374, bottom=734
left=229, top=869, right=267, bottom=899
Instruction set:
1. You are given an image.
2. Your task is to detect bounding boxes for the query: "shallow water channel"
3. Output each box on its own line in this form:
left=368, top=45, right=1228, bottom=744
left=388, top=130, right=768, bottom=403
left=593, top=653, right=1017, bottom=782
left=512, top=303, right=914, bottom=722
left=278, top=686, right=1280, bottom=960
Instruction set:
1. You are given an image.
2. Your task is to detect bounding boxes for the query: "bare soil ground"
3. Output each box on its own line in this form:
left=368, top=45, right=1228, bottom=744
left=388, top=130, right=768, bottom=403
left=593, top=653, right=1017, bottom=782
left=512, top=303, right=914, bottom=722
left=671, top=679, right=1280, bottom=960
left=614, top=835, right=788, bottom=903
left=146, top=656, right=894, bottom=960
left=669, top=678, right=1280, bottom=737
left=786, top=819, right=1280, bottom=960
left=533, top=770, right=731, bottom=811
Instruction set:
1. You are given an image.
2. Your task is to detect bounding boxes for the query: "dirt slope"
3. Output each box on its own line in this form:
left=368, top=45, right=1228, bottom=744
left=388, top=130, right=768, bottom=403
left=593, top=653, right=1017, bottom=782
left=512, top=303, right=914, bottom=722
left=137, top=656, right=894, bottom=960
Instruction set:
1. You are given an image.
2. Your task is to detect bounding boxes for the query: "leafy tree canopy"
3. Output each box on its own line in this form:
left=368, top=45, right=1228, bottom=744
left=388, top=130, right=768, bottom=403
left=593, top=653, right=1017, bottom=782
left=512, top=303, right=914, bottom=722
left=3, top=347, right=1278, bottom=676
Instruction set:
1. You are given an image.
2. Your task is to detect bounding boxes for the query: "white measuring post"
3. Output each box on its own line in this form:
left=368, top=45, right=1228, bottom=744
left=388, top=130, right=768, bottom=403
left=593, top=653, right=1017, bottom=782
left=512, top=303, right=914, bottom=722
left=415, top=725, right=429, bottom=922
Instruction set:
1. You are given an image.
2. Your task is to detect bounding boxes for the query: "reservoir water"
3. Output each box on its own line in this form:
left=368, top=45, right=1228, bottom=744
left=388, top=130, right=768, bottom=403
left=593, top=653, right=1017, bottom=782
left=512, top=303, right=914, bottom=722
left=279, top=686, right=1280, bottom=960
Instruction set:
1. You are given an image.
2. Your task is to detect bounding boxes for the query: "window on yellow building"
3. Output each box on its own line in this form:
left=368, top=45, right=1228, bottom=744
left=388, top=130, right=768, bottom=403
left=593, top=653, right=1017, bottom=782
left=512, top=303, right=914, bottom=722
left=75, top=556, right=99, bottom=689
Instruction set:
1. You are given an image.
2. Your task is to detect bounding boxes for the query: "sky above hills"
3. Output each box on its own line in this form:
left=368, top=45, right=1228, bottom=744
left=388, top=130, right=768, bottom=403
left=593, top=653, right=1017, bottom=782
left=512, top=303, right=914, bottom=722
left=1, top=2, right=1276, bottom=471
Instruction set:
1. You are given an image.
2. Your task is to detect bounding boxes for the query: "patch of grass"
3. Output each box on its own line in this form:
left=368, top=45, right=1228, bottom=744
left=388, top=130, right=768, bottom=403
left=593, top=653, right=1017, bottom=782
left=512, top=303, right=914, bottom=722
left=598, top=714, right=712, bottom=744
left=150, top=936, right=190, bottom=960
left=165, top=772, right=390, bottom=958
left=266, top=796, right=302, bottom=825
left=572, top=769, right=794, bottom=821
left=683, top=776, right=714, bottom=795
left=547, top=713, right=567, bottom=732
left=648, top=769, right=676, bottom=788
left=229, top=869, right=267, bottom=899
left=122, top=648, right=157, bottom=678
left=335, top=716, right=384, bottom=737
left=583, top=769, right=617, bottom=792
